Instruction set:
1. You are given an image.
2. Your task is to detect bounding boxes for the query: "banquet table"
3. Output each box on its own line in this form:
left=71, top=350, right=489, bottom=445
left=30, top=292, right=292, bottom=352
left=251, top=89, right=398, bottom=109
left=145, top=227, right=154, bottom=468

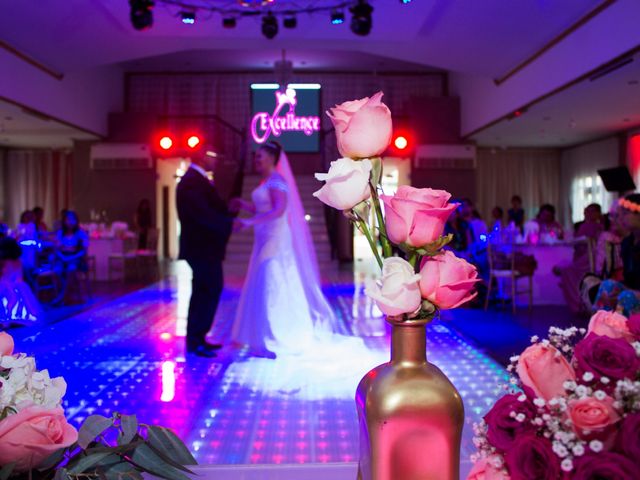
left=513, top=243, right=574, bottom=306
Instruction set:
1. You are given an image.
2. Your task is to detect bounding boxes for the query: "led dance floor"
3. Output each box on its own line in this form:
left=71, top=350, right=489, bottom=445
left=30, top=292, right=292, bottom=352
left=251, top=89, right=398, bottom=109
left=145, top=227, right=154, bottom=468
left=9, top=263, right=507, bottom=476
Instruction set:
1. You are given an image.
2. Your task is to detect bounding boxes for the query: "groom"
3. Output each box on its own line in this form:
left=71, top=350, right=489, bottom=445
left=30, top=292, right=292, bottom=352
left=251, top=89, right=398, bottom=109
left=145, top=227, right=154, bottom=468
left=176, top=147, right=233, bottom=358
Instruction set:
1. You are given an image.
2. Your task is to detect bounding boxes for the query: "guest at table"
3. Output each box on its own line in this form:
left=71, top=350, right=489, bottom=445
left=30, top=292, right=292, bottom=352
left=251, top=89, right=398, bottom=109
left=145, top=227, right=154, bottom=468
left=593, top=193, right=640, bottom=316
left=594, top=204, right=626, bottom=279
left=15, top=210, right=38, bottom=276
left=469, top=209, right=488, bottom=244
left=135, top=199, right=153, bottom=250
left=445, top=204, right=472, bottom=253
left=16, top=210, right=37, bottom=242
left=53, top=210, right=89, bottom=304
left=507, top=195, right=525, bottom=232
left=33, top=206, right=49, bottom=233
left=52, top=209, right=69, bottom=232
left=490, top=206, right=504, bottom=232
left=0, top=236, right=40, bottom=323
left=534, top=203, right=564, bottom=240
left=574, top=203, right=603, bottom=240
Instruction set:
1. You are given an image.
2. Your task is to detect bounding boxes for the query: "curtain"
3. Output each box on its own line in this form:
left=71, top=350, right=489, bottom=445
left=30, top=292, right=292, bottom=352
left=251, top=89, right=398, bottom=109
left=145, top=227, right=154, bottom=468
left=2, top=149, right=73, bottom=228
left=476, top=148, right=561, bottom=226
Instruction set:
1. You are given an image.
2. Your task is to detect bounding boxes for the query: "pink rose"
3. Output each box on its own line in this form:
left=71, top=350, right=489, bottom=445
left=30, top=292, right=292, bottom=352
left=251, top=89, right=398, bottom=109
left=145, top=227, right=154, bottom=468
left=365, top=257, right=422, bottom=317
left=0, top=331, right=14, bottom=356
left=326, top=91, right=392, bottom=159
left=383, top=186, right=458, bottom=247
left=313, top=158, right=372, bottom=210
left=467, top=456, right=510, bottom=480
left=0, top=405, right=78, bottom=471
left=516, top=343, right=576, bottom=402
left=419, top=251, right=478, bottom=309
left=568, top=395, right=620, bottom=440
left=587, top=310, right=633, bottom=342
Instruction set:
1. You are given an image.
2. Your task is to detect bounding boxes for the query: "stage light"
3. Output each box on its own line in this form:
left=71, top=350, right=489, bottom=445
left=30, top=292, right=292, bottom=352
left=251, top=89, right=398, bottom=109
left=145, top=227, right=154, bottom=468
left=129, top=0, right=154, bottom=31
left=283, top=15, right=297, bottom=29
left=331, top=10, right=345, bottom=25
left=394, top=135, right=408, bottom=150
left=350, top=0, right=373, bottom=36
left=187, top=135, right=201, bottom=149
left=223, top=17, right=236, bottom=28
left=181, top=11, right=196, bottom=24
left=262, top=13, right=278, bottom=39
left=399, top=0, right=412, bottom=4
left=159, top=136, right=173, bottom=150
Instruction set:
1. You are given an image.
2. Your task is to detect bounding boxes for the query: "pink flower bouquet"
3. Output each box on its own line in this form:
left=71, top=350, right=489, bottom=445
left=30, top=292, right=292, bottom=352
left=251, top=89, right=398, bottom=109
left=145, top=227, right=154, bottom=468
left=468, top=310, right=640, bottom=479
left=0, top=331, right=196, bottom=478
left=315, top=91, right=478, bottom=320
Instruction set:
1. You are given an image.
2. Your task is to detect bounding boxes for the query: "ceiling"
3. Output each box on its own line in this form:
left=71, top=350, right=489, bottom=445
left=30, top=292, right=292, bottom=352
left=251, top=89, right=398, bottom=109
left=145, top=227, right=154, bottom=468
left=0, top=0, right=634, bottom=148
left=470, top=53, right=640, bottom=148
left=0, top=99, right=98, bottom=149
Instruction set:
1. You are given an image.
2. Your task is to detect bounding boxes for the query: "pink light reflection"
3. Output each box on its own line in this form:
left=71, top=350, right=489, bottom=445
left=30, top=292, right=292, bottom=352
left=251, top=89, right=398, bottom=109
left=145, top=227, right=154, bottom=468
left=160, top=361, right=176, bottom=402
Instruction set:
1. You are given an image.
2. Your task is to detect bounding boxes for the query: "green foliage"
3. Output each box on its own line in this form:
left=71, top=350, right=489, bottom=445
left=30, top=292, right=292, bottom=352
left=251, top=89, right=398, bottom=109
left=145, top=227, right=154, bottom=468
left=5, top=413, right=196, bottom=480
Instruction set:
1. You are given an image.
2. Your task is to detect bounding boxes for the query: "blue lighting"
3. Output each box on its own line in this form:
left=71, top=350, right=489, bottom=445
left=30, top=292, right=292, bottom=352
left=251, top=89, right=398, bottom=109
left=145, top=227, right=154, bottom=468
left=400, top=0, right=412, bottom=4
left=181, top=12, right=195, bottom=24
left=251, top=83, right=280, bottom=90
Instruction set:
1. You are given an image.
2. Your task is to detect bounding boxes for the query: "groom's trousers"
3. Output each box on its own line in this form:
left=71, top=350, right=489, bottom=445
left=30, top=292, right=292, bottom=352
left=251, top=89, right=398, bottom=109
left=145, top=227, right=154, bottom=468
left=185, top=258, right=224, bottom=349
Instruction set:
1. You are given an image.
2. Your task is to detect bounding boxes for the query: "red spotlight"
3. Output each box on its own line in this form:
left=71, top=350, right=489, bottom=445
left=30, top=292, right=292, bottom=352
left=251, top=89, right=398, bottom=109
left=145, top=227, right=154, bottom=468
left=187, top=135, right=201, bottom=149
left=394, top=135, right=408, bottom=150
left=159, top=136, right=173, bottom=150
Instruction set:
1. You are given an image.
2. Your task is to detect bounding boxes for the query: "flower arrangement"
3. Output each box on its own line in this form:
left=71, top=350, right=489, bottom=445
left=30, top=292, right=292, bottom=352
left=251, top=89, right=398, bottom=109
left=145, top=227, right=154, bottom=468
left=314, top=91, right=478, bottom=320
left=468, top=310, right=640, bottom=479
left=0, top=331, right=196, bottom=479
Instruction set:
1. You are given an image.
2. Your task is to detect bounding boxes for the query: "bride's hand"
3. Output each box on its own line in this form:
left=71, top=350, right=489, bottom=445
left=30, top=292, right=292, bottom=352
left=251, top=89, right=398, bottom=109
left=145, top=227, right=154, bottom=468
left=232, top=218, right=251, bottom=233
left=229, top=198, right=244, bottom=213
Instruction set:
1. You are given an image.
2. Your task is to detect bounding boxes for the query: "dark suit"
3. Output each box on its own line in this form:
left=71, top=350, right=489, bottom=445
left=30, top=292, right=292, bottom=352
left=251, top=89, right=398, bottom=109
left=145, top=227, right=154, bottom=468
left=176, top=167, right=232, bottom=350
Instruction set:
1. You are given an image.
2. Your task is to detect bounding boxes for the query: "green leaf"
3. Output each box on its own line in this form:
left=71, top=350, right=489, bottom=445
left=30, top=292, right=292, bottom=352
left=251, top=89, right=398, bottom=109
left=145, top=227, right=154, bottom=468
left=54, top=468, right=71, bottom=480
left=145, top=444, right=195, bottom=474
left=103, top=462, right=143, bottom=480
left=78, top=415, right=114, bottom=449
left=0, top=463, right=15, bottom=480
left=38, top=448, right=67, bottom=470
left=118, top=414, right=138, bottom=446
left=68, top=451, right=114, bottom=474
left=129, top=444, right=191, bottom=480
left=146, top=426, right=197, bottom=465
left=369, top=156, right=383, bottom=186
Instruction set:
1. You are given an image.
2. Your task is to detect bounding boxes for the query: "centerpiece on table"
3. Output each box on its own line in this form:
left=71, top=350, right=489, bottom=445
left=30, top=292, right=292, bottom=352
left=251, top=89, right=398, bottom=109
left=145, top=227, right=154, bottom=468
left=467, top=310, right=640, bottom=480
left=314, top=92, right=479, bottom=480
left=0, top=332, right=196, bottom=480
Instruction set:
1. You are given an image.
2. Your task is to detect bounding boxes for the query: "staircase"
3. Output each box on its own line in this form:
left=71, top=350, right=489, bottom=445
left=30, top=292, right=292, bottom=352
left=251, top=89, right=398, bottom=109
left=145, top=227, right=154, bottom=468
left=225, top=175, right=334, bottom=274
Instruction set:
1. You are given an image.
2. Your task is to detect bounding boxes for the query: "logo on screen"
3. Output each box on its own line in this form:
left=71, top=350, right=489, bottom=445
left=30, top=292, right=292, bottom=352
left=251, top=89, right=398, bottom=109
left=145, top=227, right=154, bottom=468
left=250, top=88, right=321, bottom=144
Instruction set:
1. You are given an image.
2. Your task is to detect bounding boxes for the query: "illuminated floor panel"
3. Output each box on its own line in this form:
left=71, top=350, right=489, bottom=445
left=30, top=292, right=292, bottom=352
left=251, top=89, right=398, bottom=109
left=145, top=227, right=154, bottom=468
left=9, top=264, right=508, bottom=475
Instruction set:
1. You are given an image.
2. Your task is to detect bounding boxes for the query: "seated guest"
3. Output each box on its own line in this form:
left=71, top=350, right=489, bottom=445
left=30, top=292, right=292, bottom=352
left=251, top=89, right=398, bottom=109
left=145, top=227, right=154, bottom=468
left=534, top=203, right=564, bottom=240
left=445, top=205, right=472, bottom=253
left=15, top=210, right=39, bottom=276
left=556, top=203, right=604, bottom=313
left=507, top=195, right=525, bottom=232
left=469, top=209, right=488, bottom=243
left=16, top=210, right=37, bottom=242
left=53, top=210, right=89, bottom=304
left=52, top=209, right=68, bottom=232
left=33, top=206, right=49, bottom=233
left=593, top=194, right=640, bottom=316
left=0, top=237, right=40, bottom=323
left=594, top=204, right=626, bottom=279
left=490, top=206, right=504, bottom=232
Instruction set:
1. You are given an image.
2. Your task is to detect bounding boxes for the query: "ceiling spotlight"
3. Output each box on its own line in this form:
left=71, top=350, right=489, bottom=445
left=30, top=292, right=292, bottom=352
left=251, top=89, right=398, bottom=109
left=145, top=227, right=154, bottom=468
left=262, top=13, right=278, bottom=39
left=331, top=10, right=345, bottom=25
left=129, top=0, right=154, bottom=31
left=223, top=17, right=236, bottom=28
left=180, top=11, right=195, bottom=25
left=399, top=0, right=412, bottom=4
left=283, top=15, right=297, bottom=29
left=350, top=0, right=373, bottom=36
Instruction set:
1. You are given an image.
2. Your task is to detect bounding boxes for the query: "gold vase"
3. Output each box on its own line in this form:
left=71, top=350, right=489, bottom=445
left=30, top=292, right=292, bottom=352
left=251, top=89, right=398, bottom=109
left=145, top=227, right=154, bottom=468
left=355, top=316, right=464, bottom=480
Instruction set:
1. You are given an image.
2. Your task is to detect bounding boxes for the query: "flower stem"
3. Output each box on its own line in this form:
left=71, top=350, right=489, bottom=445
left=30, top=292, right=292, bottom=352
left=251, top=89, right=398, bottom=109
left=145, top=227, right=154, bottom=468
left=408, top=252, right=418, bottom=269
left=355, top=214, right=383, bottom=269
left=369, top=182, right=393, bottom=258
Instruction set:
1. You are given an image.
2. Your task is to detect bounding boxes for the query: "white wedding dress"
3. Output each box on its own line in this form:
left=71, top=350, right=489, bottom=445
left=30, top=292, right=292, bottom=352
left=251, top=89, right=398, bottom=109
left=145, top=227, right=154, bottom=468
left=228, top=152, right=386, bottom=398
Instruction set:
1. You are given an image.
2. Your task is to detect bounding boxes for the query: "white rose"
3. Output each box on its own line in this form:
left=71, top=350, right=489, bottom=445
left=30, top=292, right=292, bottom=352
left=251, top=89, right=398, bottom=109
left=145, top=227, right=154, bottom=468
left=313, top=158, right=372, bottom=211
left=365, top=257, right=422, bottom=317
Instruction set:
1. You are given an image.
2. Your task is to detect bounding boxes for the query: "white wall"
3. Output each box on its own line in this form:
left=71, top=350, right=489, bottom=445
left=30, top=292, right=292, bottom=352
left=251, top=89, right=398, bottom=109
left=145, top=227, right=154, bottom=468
left=451, top=0, right=640, bottom=137
left=0, top=49, right=123, bottom=136
left=560, top=137, right=619, bottom=227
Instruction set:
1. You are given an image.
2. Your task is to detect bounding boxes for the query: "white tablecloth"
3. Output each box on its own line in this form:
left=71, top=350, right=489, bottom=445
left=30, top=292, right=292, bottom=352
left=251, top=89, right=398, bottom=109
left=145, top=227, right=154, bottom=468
left=88, top=238, right=124, bottom=280
left=515, top=244, right=574, bottom=305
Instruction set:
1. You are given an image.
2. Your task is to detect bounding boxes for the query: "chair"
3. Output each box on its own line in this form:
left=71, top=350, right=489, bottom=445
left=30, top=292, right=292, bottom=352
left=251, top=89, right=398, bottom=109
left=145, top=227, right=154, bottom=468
left=86, top=255, right=97, bottom=281
left=108, top=236, right=139, bottom=282
left=63, top=268, right=92, bottom=304
left=484, top=242, right=534, bottom=314
left=33, top=269, right=60, bottom=304
left=137, top=228, right=160, bottom=282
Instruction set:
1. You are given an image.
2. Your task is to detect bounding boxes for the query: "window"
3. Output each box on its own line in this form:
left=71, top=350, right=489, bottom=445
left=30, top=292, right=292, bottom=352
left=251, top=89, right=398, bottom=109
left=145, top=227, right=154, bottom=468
left=570, top=174, right=612, bottom=224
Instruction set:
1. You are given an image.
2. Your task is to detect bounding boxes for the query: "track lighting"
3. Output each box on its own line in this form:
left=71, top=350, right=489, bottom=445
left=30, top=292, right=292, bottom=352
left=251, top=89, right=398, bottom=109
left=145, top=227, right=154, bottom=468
left=180, top=11, right=195, bottom=24
left=331, top=10, right=345, bottom=25
left=350, top=0, right=373, bottom=36
left=129, top=0, right=154, bottom=31
left=262, top=12, right=278, bottom=39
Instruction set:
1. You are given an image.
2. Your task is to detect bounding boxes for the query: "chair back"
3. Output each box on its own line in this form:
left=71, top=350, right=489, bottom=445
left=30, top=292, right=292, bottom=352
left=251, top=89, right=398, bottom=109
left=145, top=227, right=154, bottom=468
left=486, top=242, right=515, bottom=273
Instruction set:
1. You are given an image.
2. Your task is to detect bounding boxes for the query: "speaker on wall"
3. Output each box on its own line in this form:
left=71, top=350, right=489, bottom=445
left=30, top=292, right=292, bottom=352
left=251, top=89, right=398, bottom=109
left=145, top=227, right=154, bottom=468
left=597, top=166, right=636, bottom=193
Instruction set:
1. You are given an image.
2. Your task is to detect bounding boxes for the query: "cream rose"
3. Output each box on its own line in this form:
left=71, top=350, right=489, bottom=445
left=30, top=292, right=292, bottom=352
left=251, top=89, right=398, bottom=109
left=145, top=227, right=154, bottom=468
left=313, top=158, right=372, bottom=211
left=365, top=257, right=422, bottom=317
left=326, top=91, right=392, bottom=159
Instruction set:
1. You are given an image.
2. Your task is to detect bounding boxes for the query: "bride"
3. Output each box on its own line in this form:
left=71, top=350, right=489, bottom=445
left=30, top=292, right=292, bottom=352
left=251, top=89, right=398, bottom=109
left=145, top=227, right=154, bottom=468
left=230, top=141, right=337, bottom=358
